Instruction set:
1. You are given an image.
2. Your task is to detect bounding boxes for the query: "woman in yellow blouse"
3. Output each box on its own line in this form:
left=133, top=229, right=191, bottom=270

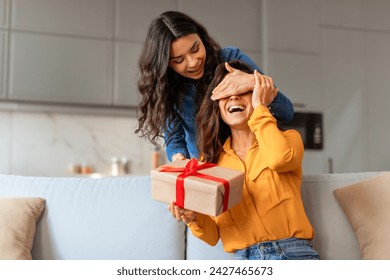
left=169, top=60, right=320, bottom=260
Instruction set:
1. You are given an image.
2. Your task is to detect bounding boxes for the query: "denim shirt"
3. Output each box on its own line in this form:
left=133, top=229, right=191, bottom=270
left=164, top=46, right=294, bottom=161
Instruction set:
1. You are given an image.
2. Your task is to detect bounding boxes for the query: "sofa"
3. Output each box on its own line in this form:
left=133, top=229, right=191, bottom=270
left=0, top=171, right=386, bottom=260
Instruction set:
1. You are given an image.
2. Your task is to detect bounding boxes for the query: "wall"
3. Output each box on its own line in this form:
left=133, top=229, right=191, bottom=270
left=1, top=0, right=390, bottom=176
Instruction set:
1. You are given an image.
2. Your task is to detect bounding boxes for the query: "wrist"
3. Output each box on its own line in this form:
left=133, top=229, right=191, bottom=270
left=186, top=214, right=199, bottom=226
left=171, top=153, right=185, bottom=161
left=248, top=73, right=255, bottom=91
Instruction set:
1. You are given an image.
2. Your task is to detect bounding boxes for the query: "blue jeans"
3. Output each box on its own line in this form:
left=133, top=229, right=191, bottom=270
left=235, top=237, right=320, bottom=260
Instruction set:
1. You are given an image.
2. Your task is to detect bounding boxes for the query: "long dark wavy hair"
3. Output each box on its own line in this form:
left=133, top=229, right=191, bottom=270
left=135, top=11, right=221, bottom=147
left=197, top=60, right=254, bottom=163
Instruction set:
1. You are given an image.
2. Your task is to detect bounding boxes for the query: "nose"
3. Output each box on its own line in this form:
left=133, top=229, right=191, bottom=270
left=186, top=54, right=197, bottom=67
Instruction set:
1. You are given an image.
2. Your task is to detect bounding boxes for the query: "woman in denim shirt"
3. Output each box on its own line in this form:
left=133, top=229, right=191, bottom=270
left=136, top=11, right=294, bottom=161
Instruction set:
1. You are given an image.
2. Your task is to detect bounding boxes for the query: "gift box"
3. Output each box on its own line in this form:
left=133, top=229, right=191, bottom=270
left=151, top=158, right=244, bottom=216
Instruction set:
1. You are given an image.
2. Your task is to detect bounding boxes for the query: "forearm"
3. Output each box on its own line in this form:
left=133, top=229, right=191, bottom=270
left=268, top=90, right=294, bottom=122
left=164, top=128, right=190, bottom=161
left=247, top=77, right=294, bottom=122
left=248, top=106, right=303, bottom=171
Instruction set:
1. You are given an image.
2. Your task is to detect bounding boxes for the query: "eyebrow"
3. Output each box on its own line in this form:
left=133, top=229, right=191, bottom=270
left=170, top=40, right=199, bottom=60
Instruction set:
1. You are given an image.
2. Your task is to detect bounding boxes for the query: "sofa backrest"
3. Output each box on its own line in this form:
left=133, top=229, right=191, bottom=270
left=1, top=172, right=379, bottom=260
left=0, top=174, right=186, bottom=260
left=301, top=172, right=379, bottom=260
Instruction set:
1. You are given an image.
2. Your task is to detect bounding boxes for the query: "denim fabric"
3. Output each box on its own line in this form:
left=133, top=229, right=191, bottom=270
left=234, top=238, right=320, bottom=260
left=164, top=46, right=294, bottom=161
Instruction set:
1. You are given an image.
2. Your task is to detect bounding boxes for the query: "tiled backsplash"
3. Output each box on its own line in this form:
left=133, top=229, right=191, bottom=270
left=0, top=110, right=166, bottom=177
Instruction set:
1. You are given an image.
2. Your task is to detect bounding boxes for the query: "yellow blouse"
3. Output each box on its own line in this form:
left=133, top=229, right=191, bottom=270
left=188, top=105, right=314, bottom=252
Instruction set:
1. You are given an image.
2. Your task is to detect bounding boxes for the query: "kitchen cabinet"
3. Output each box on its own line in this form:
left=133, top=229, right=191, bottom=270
left=1, top=0, right=177, bottom=108
left=8, top=32, right=112, bottom=105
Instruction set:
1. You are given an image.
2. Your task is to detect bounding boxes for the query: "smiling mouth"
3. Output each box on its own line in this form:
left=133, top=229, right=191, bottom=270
left=187, top=64, right=202, bottom=74
left=188, top=68, right=200, bottom=74
left=228, top=105, right=245, bottom=113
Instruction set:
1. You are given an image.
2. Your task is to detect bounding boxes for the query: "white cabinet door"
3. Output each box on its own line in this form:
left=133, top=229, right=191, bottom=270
left=321, top=28, right=368, bottom=173
left=11, top=0, right=112, bottom=38
left=9, top=33, right=112, bottom=105
left=267, top=0, right=321, bottom=54
left=365, top=32, right=390, bottom=171
left=5, top=0, right=113, bottom=105
left=268, top=51, right=322, bottom=111
left=114, top=41, right=142, bottom=107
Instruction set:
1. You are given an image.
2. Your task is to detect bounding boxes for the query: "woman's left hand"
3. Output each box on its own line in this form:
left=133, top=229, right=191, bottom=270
left=211, top=62, right=254, bottom=101
left=168, top=202, right=198, bottom=224
left=252, top=70, right=278, bottom=109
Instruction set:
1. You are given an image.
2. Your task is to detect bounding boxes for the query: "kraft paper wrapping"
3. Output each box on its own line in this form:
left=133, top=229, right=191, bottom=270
left=151, top=159, right=244, bottom=216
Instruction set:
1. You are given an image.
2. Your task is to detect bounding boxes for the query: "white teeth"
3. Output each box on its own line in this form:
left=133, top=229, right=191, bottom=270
left=188, top=66, right=200, bottom=73
left=228, top=105, right=245, bottom=113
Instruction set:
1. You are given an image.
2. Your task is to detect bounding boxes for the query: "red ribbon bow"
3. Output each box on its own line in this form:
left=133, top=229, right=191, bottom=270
left=159, top=158, right=230, bottom=213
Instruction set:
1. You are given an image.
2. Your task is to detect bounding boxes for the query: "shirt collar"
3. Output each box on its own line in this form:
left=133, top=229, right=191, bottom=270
left=222, top=136, right=267, bottom=180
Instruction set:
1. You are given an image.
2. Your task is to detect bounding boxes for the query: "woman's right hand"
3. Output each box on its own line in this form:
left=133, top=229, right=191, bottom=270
left=252, top=70, right=278, bottom=109
left=211, top=62, right=254, bottom=101
left=168, top=202, right=198, bottom=224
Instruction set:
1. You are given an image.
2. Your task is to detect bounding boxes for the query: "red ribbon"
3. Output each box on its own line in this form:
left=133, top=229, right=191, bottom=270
left=158, top=158, right=230, bottom=213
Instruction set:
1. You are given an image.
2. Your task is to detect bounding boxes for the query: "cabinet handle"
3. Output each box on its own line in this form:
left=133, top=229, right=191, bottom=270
left=328, top=157, right=333, bottom=174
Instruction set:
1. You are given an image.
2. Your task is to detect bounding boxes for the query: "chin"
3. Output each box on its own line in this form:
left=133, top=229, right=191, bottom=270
left=225, top=118, right=247, bottom=127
